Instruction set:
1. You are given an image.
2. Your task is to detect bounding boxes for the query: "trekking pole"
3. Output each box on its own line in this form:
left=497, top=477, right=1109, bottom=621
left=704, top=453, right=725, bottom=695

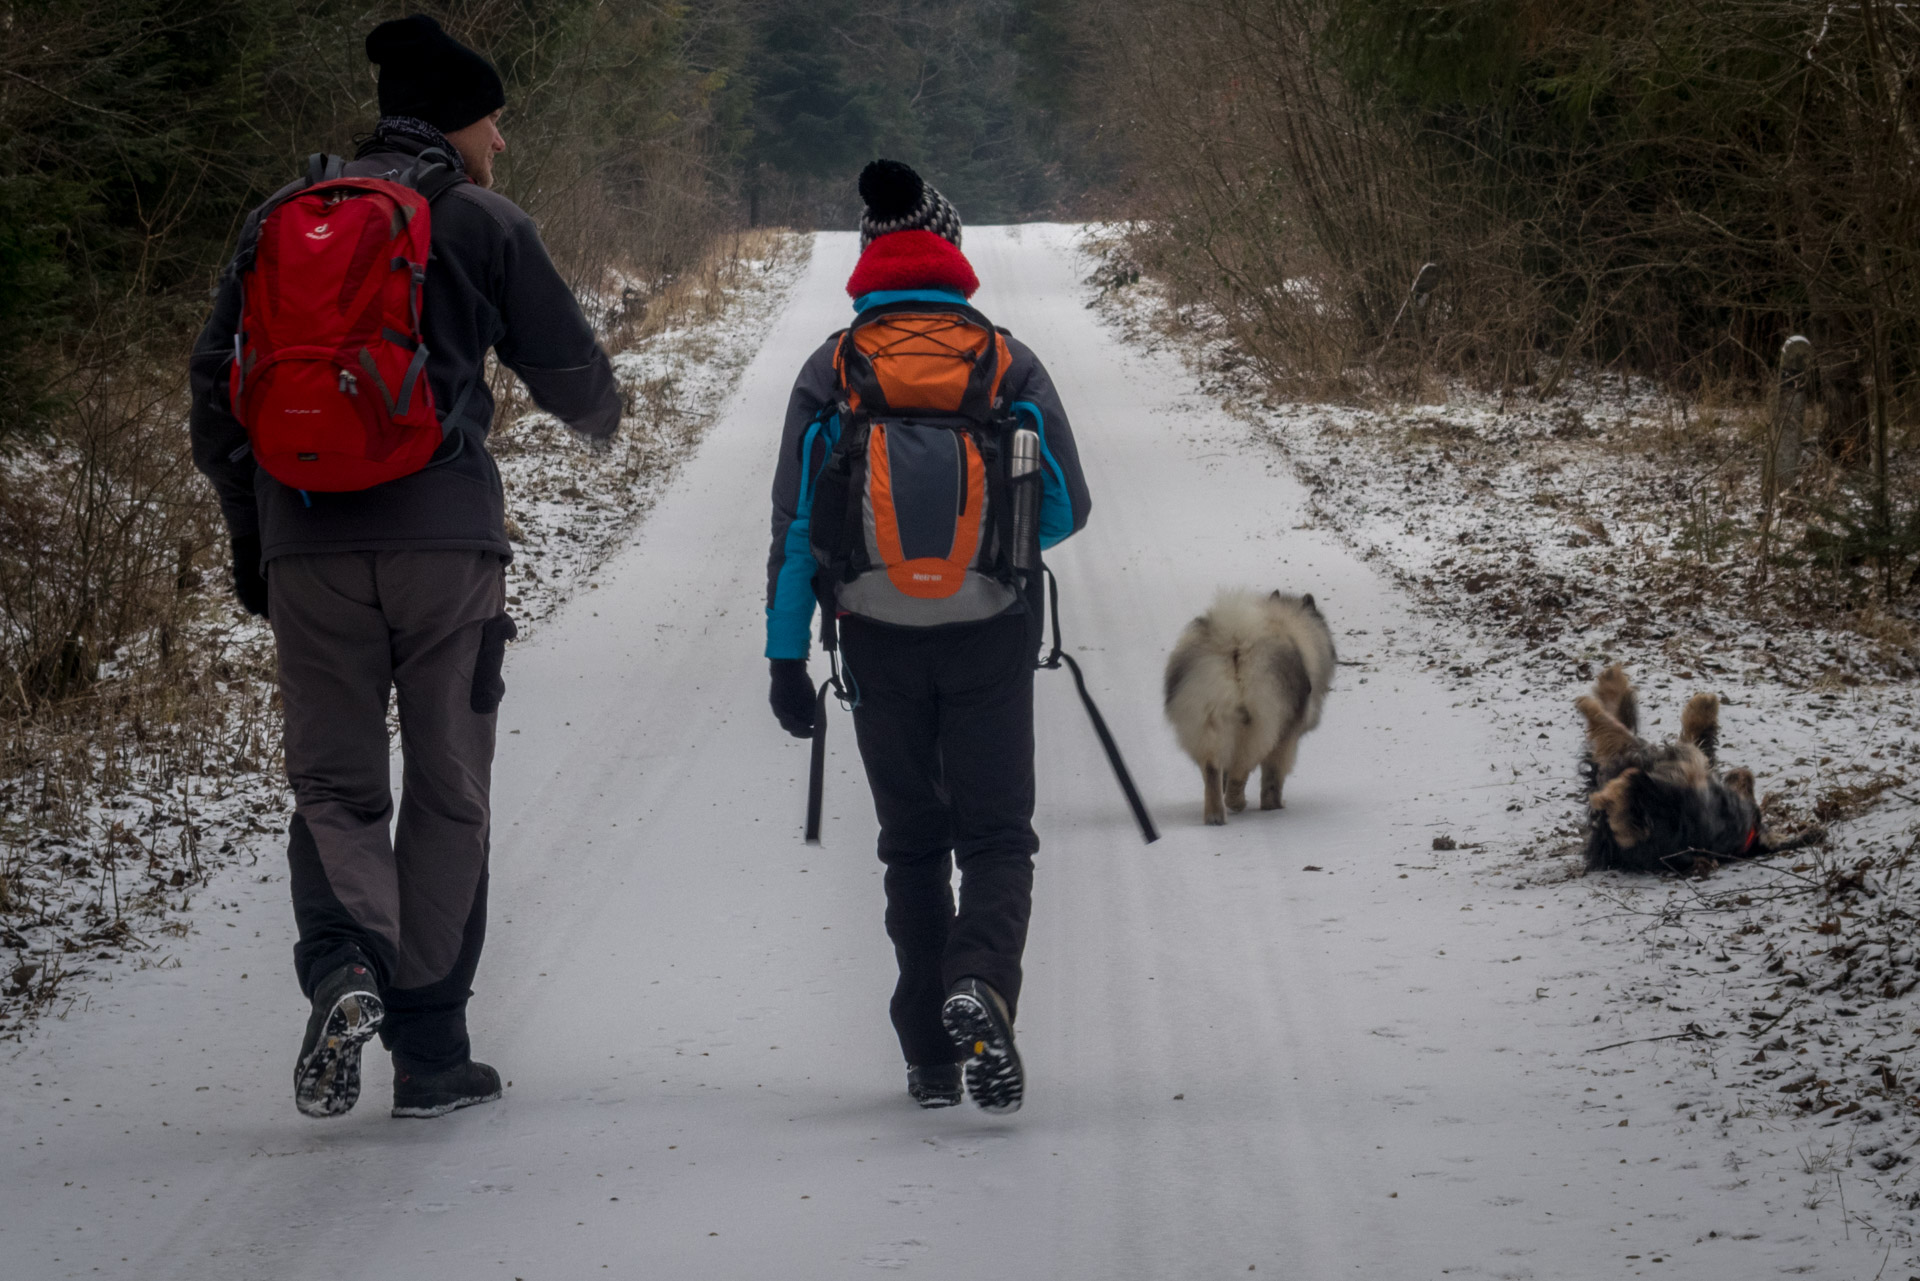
left=1039, top=568, right=1160, bottom=845
left=804, top=648, right=848, bottom=845
left=804, top=683, right=830, bottom=845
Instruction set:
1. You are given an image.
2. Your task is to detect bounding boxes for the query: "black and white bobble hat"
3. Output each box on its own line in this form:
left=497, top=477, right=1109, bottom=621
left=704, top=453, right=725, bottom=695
left=858, top=159, right=962, bottom=250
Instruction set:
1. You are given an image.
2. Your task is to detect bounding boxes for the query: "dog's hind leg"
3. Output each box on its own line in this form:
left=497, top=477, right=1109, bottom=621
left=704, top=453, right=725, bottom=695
left=1576, top=695, right=1641, bottom=766
left=1260, top=735, right=1300, bottom=810
left=1593, top=664, right=1638, bottom=732
left=1760, top=825, right=1827, bottom=855
left=1203, top=765, right=1226, bottom=826
left=1589, top=768, right=1649, bottom=850
left=1679, top=693, right=1721, bottom=763
left=1225, top=773, right=1249, bottom=813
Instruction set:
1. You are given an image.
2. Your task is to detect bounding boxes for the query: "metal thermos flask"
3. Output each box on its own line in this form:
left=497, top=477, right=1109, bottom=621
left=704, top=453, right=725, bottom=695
left=1010, top=427, right=1040, bottom=571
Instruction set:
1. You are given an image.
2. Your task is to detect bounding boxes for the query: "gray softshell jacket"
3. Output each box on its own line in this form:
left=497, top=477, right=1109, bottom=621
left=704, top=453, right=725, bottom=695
left=189, top=136, right=621, bottom=563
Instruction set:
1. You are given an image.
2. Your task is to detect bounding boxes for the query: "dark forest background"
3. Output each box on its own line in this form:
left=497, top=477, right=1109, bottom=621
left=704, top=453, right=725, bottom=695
left=0, top=0, right=1916, bottom=711
left=0, top=0, right=1085, bottom=445
left=0, top=0, right=1083, bottom=715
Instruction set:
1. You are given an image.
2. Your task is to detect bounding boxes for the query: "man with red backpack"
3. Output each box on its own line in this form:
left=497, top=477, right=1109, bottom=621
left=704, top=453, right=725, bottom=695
left=765, top=161, right=1092, bottom=1112
left=189, top=14, right=620, bottom=1120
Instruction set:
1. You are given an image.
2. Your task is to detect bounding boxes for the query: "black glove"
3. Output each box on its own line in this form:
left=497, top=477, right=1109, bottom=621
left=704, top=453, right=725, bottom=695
left=769, top=659, right=817, bottom=739
left=230, top=534, right=269, bottom=618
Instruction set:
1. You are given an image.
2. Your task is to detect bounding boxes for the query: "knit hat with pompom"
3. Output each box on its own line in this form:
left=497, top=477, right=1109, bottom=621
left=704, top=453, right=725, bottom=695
left=858, top=160, right=962, bottom=249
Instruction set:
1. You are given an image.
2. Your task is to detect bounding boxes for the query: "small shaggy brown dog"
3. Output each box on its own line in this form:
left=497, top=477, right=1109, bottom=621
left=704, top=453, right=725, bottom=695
left=1577, top=664, right=1821, bottom=874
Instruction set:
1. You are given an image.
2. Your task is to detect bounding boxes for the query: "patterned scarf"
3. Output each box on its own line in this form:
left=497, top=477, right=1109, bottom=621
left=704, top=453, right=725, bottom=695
left=356, top=115, right=466, bottom=171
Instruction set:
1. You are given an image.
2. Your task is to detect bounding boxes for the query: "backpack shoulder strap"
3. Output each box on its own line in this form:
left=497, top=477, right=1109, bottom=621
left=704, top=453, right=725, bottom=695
left=402, top=147, right=470, bottom=203
left=305, top=154, right=346, bottom=187
left=829, top=326, right=868, bottom=417
left=233, top=165, right=328, bottom=275
left=835, top=316, right=894, bottom=418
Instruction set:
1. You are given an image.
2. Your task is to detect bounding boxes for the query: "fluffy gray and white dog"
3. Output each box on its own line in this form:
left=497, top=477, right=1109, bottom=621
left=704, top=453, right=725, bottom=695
left=1163, top=590, right=1336, bottom=826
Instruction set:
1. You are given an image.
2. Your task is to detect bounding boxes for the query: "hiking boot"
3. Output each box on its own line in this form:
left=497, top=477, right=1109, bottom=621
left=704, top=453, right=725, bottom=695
left=392, top=1059, right=503, bottom=1119
left=294, top=959, right=384, bottom=1119
left=941, top=977, right=1024, bottom=1114
left=907, top=1061, right=964, bottom=1109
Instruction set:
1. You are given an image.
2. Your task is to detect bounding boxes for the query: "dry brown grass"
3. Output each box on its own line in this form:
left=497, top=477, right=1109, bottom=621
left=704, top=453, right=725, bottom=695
left=613, top=227, right=799, bottom=348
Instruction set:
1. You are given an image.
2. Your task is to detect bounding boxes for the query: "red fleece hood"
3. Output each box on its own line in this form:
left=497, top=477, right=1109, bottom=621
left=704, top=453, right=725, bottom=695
left=845, top=230, right=979, bottom=299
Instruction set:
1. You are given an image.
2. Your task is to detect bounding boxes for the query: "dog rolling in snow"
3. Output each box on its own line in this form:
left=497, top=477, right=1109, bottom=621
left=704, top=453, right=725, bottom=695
left=1577, top=664, right=1822, bottom=874
left=1164, top=590, right=1335, bottom=826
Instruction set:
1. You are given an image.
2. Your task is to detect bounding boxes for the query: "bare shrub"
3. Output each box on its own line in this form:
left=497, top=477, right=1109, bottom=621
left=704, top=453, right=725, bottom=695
left=0, top=326, right=218, bottom=711
left=1074, top=0, right=1920, bottom=614
left=1079, top=1, right=1920, bottom=402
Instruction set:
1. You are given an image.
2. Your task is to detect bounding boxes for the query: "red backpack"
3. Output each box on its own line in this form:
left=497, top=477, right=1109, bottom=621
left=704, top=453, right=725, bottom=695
left=229, top=152, right=465, bottom=492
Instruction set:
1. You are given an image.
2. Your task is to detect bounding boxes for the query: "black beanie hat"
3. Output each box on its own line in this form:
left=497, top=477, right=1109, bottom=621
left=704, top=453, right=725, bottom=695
left=858, top=159, right=962, bottom=250
left=366, top=14, right=505, bottom=134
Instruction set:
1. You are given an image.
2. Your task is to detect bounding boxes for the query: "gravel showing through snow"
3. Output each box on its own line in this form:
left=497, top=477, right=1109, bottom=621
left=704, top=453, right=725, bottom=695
left=0, top=226, right=1900, bottom=1278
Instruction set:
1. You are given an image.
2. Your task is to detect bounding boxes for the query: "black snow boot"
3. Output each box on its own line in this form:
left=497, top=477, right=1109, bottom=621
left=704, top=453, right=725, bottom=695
left=907, top=1061, right=963, bottom=1109
left=941, top=977, right=1024, bottom=1114
left=392, top=1058, right=502, bottom=1119
left=294, top=958, right=384, bottom=1118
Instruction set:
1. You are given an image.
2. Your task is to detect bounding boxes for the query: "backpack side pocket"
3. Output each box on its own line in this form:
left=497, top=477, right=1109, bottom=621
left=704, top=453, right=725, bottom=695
left=807, top=418, right=868, bottom=579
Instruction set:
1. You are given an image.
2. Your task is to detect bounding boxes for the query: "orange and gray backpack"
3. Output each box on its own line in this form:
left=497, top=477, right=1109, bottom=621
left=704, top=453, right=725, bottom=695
left=807, top=301, right=1041, bottom=633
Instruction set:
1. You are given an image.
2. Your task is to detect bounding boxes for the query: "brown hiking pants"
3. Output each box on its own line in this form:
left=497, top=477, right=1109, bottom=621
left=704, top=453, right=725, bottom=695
left=271, top=550, right=511, bottom=1071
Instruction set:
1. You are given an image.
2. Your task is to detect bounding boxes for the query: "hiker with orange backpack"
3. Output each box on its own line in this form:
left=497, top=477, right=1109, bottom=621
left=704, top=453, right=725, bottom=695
left=188, top=15, right=619, bottom=1120
left=765, top=161, right=1091, bottom=1112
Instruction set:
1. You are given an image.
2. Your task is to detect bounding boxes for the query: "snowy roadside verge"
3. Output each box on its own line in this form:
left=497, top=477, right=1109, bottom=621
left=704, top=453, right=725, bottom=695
left=490, top=230, right=810, bottom=631
left=1081, top=228, right=1920, bottom=1255
left=0, top=229, right=810, bottom=1040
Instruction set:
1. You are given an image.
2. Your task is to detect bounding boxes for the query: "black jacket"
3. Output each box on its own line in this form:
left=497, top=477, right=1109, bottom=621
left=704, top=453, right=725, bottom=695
left=189, top=137, right=620, bottom=563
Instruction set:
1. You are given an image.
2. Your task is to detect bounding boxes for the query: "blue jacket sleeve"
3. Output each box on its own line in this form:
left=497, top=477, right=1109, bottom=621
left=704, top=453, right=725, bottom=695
left=1005, top=338, right=1091, bottom=549
left=765, top=340, right=842, bottom=660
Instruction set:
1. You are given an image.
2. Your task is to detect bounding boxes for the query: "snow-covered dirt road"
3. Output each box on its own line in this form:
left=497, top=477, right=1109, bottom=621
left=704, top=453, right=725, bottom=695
left=0, top=227, right=1887, bottom=1279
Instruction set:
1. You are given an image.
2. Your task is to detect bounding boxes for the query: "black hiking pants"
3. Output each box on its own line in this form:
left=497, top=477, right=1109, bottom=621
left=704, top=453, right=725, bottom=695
left=272, top=550, right=509, bottom=1073
left=840, top=612, right=1039, bottom=1068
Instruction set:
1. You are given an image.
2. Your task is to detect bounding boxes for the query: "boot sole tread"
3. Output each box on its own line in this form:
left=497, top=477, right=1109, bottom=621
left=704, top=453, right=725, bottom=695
left=941, top=992, right=1024, bottom=1114
left=294, top=990, right=383, bottom=1119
